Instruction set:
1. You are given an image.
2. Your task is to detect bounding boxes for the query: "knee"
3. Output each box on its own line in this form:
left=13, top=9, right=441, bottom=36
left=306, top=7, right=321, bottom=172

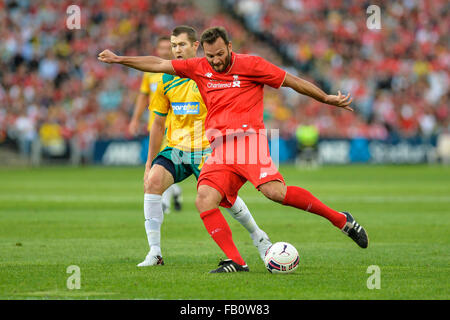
left=195, top=187, right=220, bottom=212
left=195, top=190, right=210, bottom=212
left=259, top=182, right=286, bottom=203
left=144, top=174, right=165, bottom=194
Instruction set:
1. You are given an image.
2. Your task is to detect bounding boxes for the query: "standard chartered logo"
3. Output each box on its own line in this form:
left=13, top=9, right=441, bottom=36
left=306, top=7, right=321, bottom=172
left=207, top=82, right=233, bottom=89
left=206, top=75, right=241, bottom=89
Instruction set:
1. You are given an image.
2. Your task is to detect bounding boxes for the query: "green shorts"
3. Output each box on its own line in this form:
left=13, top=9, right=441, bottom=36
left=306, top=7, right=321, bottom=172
left=151, top=146, right=211, bottom=183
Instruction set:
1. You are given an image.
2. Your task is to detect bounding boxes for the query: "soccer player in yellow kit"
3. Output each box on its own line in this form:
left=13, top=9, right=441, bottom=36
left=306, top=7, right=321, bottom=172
left=128, top=36, right=182, bottom=214
left=137, top=26, right=271, bottom=267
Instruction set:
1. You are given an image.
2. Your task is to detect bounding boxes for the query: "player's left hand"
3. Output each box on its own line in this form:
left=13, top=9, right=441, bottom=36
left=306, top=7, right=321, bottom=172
left=324, top=91, right=354, bottom=111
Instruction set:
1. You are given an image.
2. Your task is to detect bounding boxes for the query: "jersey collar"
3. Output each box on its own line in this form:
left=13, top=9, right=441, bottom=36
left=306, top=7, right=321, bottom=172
left=223, top=51, right=236, bottom=74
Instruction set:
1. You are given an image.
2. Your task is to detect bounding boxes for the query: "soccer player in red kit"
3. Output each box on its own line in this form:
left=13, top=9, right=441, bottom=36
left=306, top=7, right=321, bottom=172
left=98, top=26, right=369, bottom=273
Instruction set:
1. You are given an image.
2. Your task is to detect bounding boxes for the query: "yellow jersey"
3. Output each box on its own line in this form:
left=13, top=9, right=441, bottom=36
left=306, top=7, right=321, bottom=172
left=139, top=72, right=164, bottom=130
left=150, top=74, right=210, bottom=152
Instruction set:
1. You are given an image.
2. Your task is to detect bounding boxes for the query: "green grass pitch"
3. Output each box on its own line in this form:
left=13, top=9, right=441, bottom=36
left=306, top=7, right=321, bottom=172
left=0, top=164, right=449, bottom=300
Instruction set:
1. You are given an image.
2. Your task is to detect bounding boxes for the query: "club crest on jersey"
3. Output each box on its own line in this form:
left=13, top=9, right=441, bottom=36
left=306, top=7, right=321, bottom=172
left=171, top=102, right=200, bottom=115
left=232, top=75, right=240, bottom=87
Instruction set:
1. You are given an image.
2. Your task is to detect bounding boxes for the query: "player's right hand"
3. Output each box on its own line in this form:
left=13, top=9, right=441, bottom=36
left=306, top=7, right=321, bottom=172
left=143, top=165, right=152, bottom=189
left=128, top=119, right=139, bottom=136
left=98, top=49, right=120, bottom=63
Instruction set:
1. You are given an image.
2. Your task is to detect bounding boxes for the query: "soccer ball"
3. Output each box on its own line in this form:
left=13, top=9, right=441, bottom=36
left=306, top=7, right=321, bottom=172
left=264, top=242, right=299, bottom=274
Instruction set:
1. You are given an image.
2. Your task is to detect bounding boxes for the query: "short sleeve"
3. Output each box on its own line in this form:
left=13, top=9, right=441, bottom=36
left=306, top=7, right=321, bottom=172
left=171, top=57, right=202, bottom=80
left=139, top=73, right=150, bottom=94
left=251, top=56, right=287, bottom=88
left=149, top=80, right=169, bottom=116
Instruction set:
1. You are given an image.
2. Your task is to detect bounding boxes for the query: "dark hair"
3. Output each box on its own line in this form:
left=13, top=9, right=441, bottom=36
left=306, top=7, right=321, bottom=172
left=200, top=26, right=230, bottom=46
left=156, top=36, right=171, bottom=44
left=171, top=25, right=198, bottom=44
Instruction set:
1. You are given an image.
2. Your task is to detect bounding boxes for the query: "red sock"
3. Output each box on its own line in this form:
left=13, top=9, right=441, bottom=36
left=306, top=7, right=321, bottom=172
left=282, top=186, right=347, bottom=228
left=200, top=208, right=246, bottom=266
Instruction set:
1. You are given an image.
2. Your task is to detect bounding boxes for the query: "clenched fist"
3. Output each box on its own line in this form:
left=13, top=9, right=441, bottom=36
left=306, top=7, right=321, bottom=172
left=98, top=49, right=120, bottom=64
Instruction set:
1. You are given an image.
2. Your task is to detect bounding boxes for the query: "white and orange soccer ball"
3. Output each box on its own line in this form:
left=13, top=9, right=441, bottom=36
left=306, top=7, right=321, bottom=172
left=264, top=242, right=300, bottom=274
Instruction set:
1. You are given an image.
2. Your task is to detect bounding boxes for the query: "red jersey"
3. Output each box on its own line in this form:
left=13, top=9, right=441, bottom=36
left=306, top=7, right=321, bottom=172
left=171, top=52, right=286, bottom=141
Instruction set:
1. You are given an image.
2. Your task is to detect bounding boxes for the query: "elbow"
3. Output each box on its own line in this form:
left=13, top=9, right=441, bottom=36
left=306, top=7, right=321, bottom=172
left=153, top=120, right=166, bottom=133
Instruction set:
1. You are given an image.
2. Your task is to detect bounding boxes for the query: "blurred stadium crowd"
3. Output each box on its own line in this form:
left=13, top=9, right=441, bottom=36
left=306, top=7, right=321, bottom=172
left=226, top=0, right=449, bottom=140
left=0, top=0, right=448, bottom=161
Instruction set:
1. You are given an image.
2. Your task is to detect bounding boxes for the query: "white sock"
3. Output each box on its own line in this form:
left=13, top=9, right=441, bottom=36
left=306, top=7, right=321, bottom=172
left=170, top=183, right=182, bottom=196
left=226, top=196, right=262, bottom=239
left=161, top=184, right=182, bottom=213
left=161, top=188, right=172, bottom=212
left=144, top=193, right=164, bottom=256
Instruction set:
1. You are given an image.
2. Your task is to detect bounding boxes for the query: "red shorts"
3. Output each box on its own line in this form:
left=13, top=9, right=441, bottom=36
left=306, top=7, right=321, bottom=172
left=198, top=132, right=285, bottom=208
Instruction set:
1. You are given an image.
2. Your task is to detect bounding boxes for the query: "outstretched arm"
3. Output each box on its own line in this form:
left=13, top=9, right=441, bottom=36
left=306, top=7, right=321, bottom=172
left=282, top=73, right=353, bottom=111
left=98, top=49, right=176, bottom=75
